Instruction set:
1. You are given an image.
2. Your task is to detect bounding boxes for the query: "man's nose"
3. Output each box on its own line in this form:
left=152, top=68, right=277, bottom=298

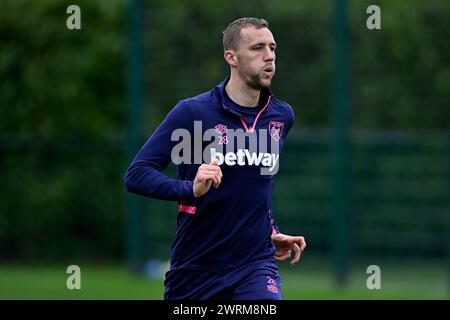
left=264, top=47, right=275, bottom=61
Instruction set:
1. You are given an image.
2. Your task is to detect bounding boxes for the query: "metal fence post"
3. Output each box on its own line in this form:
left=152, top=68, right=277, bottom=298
left=332, top=0, right=350, bottom=287
left=125, top=0, right=146, bottom=272
left=447, top=132, right=450, bottom=294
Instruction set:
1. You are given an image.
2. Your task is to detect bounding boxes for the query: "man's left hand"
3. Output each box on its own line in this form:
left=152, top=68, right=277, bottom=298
left=271, top=233, right=307, bottom=265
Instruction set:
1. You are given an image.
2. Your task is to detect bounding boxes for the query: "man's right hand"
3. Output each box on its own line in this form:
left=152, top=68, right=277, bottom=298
left=193, top=160, right=223, bottom=198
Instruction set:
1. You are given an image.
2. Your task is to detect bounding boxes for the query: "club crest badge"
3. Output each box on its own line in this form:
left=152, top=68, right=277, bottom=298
left=215, top=124, right=228, bottom=144
left=269, top=121, right=284, bottom=141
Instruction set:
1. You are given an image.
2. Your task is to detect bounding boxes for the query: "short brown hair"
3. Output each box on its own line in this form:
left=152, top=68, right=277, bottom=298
left=222, top=17, right=269, bottom=51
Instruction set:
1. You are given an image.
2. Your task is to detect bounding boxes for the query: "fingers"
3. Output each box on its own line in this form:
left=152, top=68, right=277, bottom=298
left=203, top=170, right=222, bottom=188
left=193, top=161, right=224, bottom=197
left=199, top=172, right=220, bottom=187
left=274, top=244, right=301, bottom=265
left=275, top=249, right=292, bottom=261
left=300, top=236, right=307, bottom=251
left=275, top=254, right=290, bottom=261
left=290, top=236, right=306, bottom=265
left=290, top=243, right=302, bottom=265
left=199, top=162, right=223, bottom=188
left=273, top=235, right=306, bottom=265
left=288, top=236, right=306, bottom=251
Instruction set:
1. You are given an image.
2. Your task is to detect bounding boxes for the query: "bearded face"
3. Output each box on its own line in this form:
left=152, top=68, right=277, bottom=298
left=234, top=26, right=277, bottom=89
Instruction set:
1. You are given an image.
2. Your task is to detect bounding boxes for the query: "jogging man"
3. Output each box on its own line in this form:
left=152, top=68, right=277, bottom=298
left=125, top=17, right=306, bottom=300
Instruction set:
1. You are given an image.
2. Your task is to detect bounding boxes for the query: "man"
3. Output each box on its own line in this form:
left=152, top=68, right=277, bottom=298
left=125, top=17, right=306, bottom=300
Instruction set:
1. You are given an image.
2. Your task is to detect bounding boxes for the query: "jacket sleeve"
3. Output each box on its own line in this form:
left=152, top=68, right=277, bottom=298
left=124, top=100, right=196, bottom=201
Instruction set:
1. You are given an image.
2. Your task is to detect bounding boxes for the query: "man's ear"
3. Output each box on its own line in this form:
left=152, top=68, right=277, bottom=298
left=224, top=50, right=238, bottom=67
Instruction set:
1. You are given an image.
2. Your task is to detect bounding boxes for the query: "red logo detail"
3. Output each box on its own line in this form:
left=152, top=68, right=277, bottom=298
left=267, top=285, right=278, bottom=294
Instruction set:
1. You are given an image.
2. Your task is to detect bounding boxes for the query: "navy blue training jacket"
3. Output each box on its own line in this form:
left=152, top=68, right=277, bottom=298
left=125, top=77, right=295, bottom=273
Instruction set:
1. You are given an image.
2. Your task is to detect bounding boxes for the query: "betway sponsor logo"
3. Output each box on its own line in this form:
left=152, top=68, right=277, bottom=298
left=211, top=148, right=279, bottom=172
left=170, top=121, right=281, bottom=175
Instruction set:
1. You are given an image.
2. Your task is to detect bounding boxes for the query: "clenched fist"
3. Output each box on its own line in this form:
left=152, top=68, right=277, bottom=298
left=193, top=159, right=223, bottom=198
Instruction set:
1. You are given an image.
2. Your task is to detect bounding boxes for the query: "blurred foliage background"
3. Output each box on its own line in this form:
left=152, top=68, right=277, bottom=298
left=0, top=0, right=449, bottom=298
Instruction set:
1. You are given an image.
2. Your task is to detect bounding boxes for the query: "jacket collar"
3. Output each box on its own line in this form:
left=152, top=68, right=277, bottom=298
left=214, top=77, right=273, bottom=116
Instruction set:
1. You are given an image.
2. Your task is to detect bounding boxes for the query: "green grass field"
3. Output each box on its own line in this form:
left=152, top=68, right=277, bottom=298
left=0, top=257, right=448, bottom=300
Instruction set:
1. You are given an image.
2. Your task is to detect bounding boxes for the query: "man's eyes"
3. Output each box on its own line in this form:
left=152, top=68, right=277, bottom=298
left=251, top=46, right=276, bottom=51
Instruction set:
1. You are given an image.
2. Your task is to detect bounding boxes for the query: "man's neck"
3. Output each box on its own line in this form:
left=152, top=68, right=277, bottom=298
left=225, top=74, right=260, bottom=107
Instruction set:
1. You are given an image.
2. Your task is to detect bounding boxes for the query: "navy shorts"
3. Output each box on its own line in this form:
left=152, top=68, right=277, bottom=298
left=164, top=260, right=283, bottom=300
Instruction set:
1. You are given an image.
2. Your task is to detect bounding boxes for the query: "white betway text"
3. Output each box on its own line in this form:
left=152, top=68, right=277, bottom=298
left=170, top=121, right=281, bottom=175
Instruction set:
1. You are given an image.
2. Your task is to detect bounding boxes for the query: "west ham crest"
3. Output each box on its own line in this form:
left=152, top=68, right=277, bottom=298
left=269, top=121, right=284, bottom=141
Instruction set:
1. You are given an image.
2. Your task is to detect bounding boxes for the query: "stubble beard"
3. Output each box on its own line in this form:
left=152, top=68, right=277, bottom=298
left=239, top=67, right=274, bottom=90
left=249, top=68, right=275, bottom=90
